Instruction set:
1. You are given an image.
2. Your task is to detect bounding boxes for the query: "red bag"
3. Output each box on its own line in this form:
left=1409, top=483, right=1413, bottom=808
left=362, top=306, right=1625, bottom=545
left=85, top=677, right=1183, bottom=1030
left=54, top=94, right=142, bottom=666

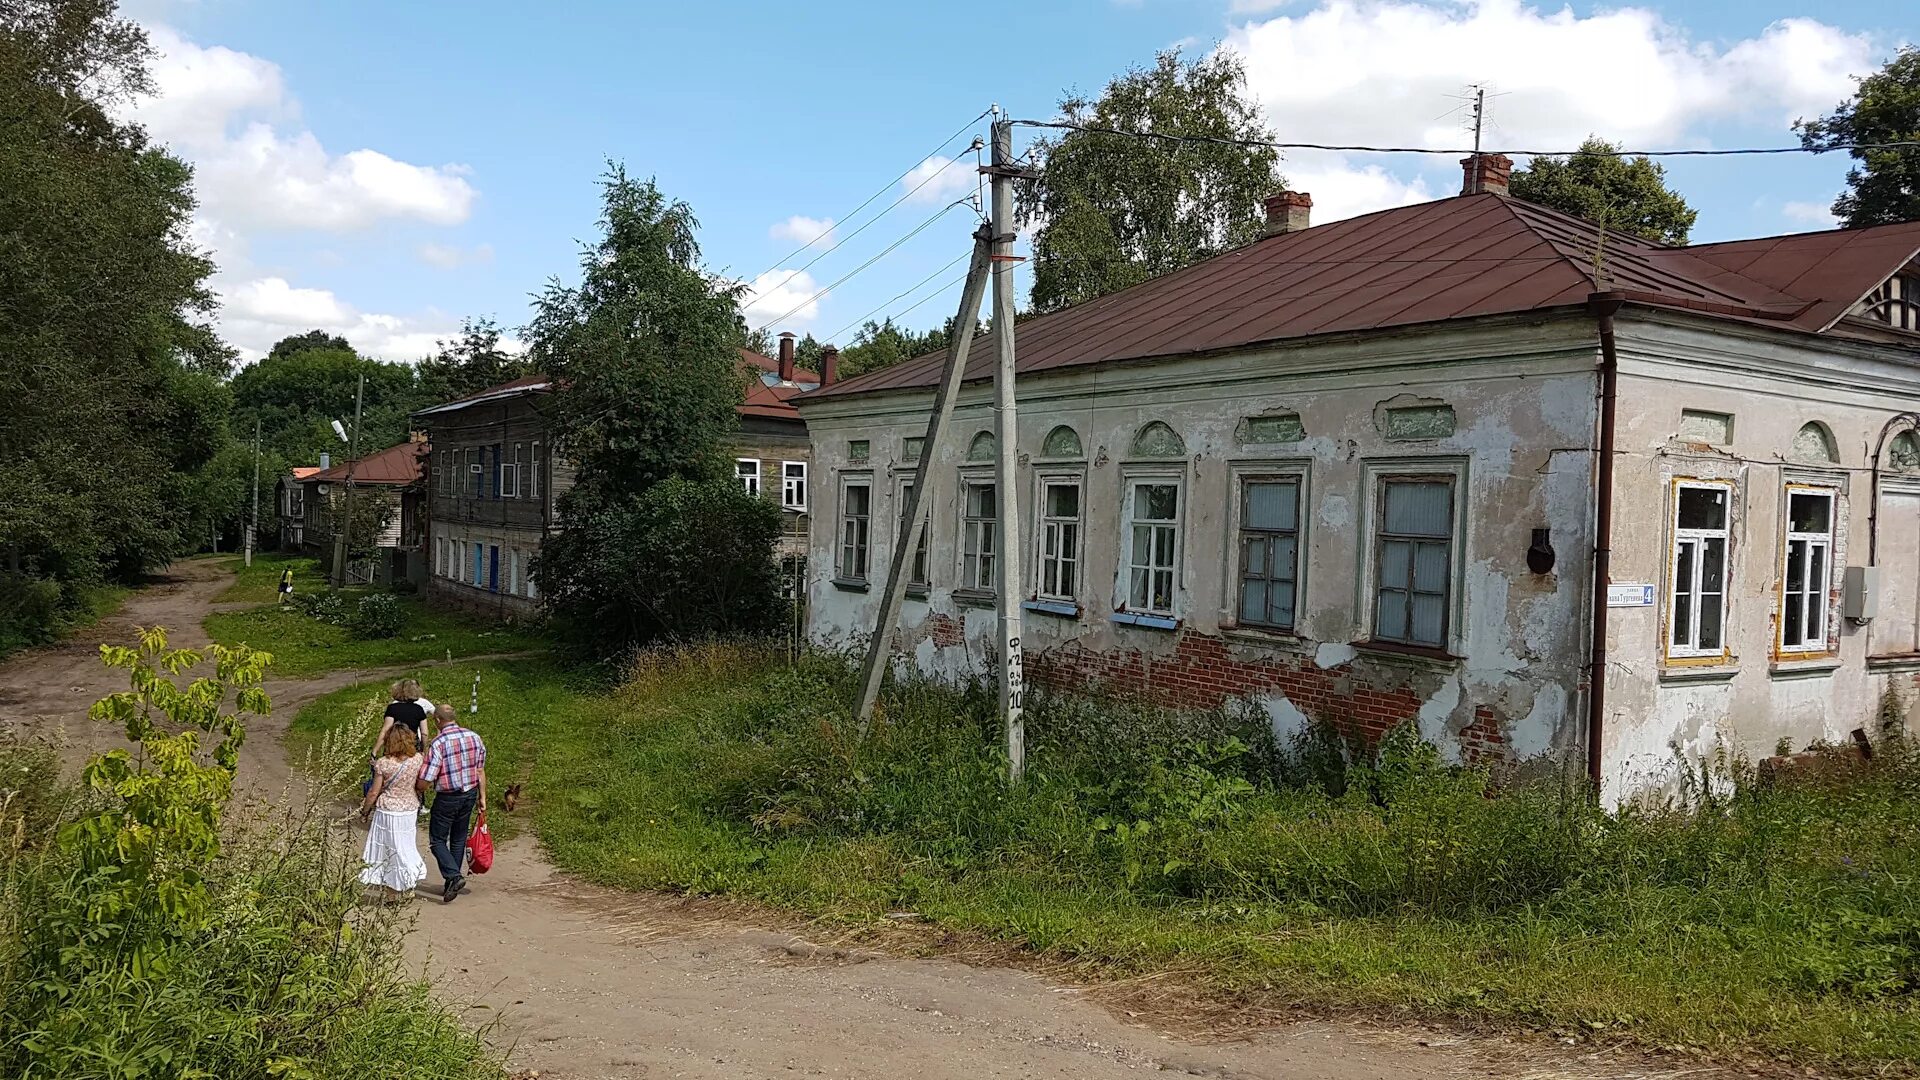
left=467, top=809, right=494, bottom=874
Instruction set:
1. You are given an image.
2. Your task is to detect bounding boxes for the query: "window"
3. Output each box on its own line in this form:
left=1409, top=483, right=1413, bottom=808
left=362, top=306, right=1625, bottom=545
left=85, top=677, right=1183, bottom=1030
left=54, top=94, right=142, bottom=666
left=1123, top=480, right=1180, bottom=616
left=1372, top=478, right=1454, bottom=648
left=1780, top=487, right=1835, bottom=653
left=467, top=448, right=482, bottom=498
left=899, top=480, right=929, bottom=587
left=1668, top=481, right=1731, bottom=659
left=1036, top=478, right=1081, bottom=601
left=961, top=480, right=997, bottom=592
left=1860, top=271, right=1919, bottom=331
left=782, top=461, right=807, bottom=510
left=1238, top=478, right=1300, bottom=630
left=501, top=443, right=521, bottom=498
left=530, top=442, right=543, bottom=499
left=837, top=478, right=871, bottom=582
left=471, top=542, right=484, bottom=585
left=737, top=458, right=762, bottom=497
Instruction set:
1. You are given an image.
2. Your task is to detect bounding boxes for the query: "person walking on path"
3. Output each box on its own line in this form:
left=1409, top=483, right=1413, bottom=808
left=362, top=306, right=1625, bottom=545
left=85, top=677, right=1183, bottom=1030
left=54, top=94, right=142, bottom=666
left=371, top=679, right=434, bottom=756
left=356, top=726, right=428, bottom=901
left=417, top=703, right=486, bottom=903
left=277, top=567, right=295, bottom=604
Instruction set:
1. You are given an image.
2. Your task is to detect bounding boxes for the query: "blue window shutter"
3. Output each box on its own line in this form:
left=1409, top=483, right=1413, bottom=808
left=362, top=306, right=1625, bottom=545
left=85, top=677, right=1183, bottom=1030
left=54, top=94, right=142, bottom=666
left=472, top=543, right=482, bottom=583
left=488, top=546, right=499, bottom=592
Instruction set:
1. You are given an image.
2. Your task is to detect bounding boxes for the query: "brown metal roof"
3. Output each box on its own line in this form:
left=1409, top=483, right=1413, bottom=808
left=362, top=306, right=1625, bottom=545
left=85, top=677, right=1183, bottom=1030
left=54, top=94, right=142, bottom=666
left=308, top=441, right=426, bottom=486
left=738, top=347, right=819, bottom=421
left=806, top=193, right=1920, bottom=401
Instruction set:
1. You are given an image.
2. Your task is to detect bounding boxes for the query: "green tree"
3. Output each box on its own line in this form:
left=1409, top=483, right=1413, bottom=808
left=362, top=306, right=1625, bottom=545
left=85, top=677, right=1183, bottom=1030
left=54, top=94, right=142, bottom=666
left=530, top=166, right=779, bottom=661
left=415, top=316, right=534, bottom=405
left=229, top=345, right=421, bottom=466
left=1508, top=137, right=1698, bottom=244
left=266, top=329, right=352, bottom=361
left=1019, top=50, right=1285, bottom=314
left=837, top=318, right=954, bottom=380
left=1796, top=46, right=1920, bottom=227
left=0, top=0, right=233, bottom=631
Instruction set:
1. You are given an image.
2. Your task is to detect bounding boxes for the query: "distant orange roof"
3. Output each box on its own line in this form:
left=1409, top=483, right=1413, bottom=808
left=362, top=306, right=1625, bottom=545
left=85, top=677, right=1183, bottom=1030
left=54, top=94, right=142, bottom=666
left=290, top=467, right=322, bottom=479
left=308, top=441, right=425, bottom=486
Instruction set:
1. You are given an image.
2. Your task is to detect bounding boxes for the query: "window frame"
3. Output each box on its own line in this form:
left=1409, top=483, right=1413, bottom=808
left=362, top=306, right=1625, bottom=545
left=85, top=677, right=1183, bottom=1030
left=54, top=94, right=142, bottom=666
left=736, top=457, right=762, bottom=497
left=835, top=473, right=873, bottom=585
left=1778, top=483, right=1838, bottom=656
left=1032, top=472, right=1085, bottom=604
left=1230, top=465, right=1308, bottom=633
left=1118, top=471, right=1184, bottom=620
left=893, top=474, right=931, bottom=590
left=957, top=471, right=999, bottom=595
left=500, top=442, right=522, bottom=498
left=781, top=461, right=808, bottom=511
left=530, top=442, right=543, bottom=500
left=1665, top=478, right=1735, bottom=663
left=1355, top=457, right=1469, bottom=656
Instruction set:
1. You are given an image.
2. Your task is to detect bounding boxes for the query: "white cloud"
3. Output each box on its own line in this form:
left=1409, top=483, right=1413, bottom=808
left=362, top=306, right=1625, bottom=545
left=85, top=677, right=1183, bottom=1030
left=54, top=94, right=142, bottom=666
left=903, top=154, right=978, bottom=206
left=741, top=269, right=823, bottom=328
left=770, top=215, right=836, bottom=246
left=1223, top=1, right=1877, bottom=220
left=218, top=277, right=466, bottom=362
left=129, top=26, right=476, bottom=232
left=1277, top=151, right=1436, bottom=224
left=417, top=242, right=496, bottom=269
left=1782, top=200, right=1841, bottom=228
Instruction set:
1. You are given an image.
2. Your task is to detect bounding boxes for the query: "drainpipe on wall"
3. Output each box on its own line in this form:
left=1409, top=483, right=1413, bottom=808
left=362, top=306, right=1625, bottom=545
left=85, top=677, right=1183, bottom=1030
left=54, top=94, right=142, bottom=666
left=1586, top=291, right=1624, bottom=793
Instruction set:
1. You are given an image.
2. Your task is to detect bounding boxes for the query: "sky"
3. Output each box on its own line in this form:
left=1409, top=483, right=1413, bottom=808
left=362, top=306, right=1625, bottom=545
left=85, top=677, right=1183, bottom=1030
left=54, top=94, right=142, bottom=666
left=118, top=0, right=1917, bottom=363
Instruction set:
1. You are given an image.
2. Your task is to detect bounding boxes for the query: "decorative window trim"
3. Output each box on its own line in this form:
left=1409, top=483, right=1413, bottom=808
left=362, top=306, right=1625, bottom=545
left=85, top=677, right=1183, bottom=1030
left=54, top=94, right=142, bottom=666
left=1031, top=469, right=1085, bottom=605
left=1039, top=424, right=1084, bottom=460
left=1117, top=466, right=1185, bottom=619
left=500, top=442, right=522, bottom=498
left=1355, top=457, right=1469, bottom=656
left=1127, top=421, right=1187, bottom=460
left=1225, top=460, right=1310, bottom=633
left=1777, top=483, right=1838, bottom=657
left=966, top=430, right=997, bottom=463
left=736, top=458, right=762, bottom=497
left=1664, top=478, right=1735, bottom=664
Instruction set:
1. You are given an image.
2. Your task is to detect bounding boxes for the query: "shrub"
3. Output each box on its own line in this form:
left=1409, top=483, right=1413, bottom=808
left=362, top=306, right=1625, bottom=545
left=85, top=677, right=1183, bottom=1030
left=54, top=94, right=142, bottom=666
left=293, top=588, right=349, bottom=626
left=350, top=592, right=405, bottom=639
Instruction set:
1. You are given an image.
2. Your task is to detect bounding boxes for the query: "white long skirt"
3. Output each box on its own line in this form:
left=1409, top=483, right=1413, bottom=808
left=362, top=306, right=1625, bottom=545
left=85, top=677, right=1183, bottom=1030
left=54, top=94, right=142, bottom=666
left=360, top=808, right=428, bottom=893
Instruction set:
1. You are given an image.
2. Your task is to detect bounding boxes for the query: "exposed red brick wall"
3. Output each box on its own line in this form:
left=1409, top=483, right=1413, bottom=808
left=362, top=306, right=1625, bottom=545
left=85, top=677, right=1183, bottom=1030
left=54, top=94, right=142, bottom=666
left=1025, top=629, right=1469, bottom=751
left=1458, top=704, right=1507, bottom=765
left=928, top=613, right=964, bottom=648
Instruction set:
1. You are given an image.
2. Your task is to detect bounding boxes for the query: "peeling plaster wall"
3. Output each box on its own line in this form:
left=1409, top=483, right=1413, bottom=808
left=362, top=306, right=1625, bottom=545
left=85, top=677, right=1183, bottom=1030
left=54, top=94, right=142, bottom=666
left=802, top=314, right=1601, bottom=770
left=1599, top=314, right=1920, bottom=804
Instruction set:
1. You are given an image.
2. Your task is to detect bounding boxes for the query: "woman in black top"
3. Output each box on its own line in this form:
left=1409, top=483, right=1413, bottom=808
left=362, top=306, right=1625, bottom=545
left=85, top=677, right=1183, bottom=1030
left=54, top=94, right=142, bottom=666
left=372, top=678, right=434, bottom=755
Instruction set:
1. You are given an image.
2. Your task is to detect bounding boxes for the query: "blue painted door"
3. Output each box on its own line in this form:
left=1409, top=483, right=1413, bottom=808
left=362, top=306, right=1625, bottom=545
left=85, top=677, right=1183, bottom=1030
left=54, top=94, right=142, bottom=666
left=488, top=546, right=499, bottom=592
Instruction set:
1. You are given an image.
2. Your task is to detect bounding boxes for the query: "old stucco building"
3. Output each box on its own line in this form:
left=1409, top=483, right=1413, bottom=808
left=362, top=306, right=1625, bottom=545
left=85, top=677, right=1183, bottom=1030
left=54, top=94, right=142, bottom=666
left=798, top=156, right=1920, bottom=803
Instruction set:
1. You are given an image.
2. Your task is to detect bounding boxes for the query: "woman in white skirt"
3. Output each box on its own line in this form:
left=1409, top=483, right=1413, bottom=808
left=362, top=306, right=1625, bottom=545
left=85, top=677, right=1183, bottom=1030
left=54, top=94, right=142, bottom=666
left=357, top=725, right=428, bottom=899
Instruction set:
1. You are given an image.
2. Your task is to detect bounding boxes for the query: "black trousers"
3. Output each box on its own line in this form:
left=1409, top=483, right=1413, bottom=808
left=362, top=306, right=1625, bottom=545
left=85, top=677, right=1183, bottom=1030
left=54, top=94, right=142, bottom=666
left=427, top=786, right=478, bottom=883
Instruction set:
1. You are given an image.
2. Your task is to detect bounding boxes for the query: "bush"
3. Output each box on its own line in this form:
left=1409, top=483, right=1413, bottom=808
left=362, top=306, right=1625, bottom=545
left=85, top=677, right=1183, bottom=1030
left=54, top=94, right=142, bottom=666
left=0, top=629, right=499, bottom=1080
left=350, top=592, right=404, bottom=639
left=293, top=588, right=350, bottom=626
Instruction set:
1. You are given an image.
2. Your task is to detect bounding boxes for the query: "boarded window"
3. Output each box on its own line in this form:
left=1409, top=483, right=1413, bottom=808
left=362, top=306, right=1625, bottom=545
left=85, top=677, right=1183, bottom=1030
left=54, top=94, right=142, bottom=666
left=1680, top=409, right=1733, bottom=445
left=1871, top=488, right=1920, bottom=657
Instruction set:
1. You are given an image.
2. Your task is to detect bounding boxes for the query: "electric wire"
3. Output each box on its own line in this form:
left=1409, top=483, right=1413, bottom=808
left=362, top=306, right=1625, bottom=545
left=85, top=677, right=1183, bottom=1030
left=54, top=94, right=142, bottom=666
left=1009, top=118, right=1920, bottom=159
left=825, top=247, right=974, bottom=343
left=753, top=199, right=973, bottom=332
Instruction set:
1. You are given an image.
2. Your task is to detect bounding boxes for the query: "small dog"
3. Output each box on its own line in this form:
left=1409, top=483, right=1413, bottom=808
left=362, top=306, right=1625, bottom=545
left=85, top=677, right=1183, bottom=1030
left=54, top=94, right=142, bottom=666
left=502, top=783, right=523, bottom=812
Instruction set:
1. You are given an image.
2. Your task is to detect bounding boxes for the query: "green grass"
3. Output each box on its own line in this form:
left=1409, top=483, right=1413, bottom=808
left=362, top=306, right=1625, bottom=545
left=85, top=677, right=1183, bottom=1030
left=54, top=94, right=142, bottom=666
left=205, top=595, right=545, bottom=677
left=214, top=550, right=329, bottom=603
left=287, top=647, right=1920, bottom=1074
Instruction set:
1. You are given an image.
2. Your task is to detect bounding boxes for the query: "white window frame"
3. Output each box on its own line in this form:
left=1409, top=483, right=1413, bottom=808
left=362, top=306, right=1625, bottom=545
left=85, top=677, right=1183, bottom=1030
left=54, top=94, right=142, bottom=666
left=530, top=442, right=543, bottom=500
left=1356, top=457, right=1469, bottom=654
left=837, top=474, right=873, bottom=583
left=1666, top=479, right=1734, bottom=661
left=1778, top=484, right=1837, bottom=655
left=736, top=458, right=762, bottom=497
left=1033, top=472, right=1084, bottom=603
left=1119, top=472, right=1183, bottom=619
left=1230, top=464, right=1309, bottom=633
left=958, top=473, right=998, bottom=594
left=781, top=461, right=808, bottom=511
left=892, top=475, right=931, bottom=589
left=500, top=443, right=522, bottom=498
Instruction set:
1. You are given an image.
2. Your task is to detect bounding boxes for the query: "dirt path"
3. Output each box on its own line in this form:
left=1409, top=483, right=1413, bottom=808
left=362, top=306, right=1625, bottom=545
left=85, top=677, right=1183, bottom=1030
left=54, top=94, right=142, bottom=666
left=0, top=564, right=1714, bottom=1080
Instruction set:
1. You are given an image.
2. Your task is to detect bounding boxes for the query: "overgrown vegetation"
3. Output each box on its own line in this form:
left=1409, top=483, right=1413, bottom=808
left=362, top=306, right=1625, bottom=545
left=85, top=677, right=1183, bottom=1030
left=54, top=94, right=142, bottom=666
left=205, top=594, right=542, bottom=677
left=298, top=647, right=1920, bottom=1072
left=0, top=628, right=498, bottom=1079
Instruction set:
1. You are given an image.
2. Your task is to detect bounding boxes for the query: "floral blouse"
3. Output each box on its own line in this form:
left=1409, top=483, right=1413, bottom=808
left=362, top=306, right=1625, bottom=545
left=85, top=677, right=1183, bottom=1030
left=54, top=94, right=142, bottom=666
left=373, top=754, right=423, bottom=812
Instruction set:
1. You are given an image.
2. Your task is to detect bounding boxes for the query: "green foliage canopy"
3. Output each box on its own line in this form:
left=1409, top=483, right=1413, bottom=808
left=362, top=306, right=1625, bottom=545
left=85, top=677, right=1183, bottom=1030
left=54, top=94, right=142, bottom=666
left=1019, top=50, right=1285, bottom=314
left=1797, top=46, right=1920, bottom=227
left=1508, top=137, right=1699, bottom=244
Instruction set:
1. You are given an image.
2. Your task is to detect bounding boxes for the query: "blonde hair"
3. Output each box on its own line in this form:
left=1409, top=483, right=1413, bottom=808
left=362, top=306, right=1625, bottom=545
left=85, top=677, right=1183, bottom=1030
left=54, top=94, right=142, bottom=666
left=381, top=725, right=418, bottom=758
left=390, top=678, right=423, bottom=701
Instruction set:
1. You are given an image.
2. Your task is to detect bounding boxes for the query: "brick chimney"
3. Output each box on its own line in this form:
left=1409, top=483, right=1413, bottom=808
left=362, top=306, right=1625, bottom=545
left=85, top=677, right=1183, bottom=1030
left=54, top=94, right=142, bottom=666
left=1460, top=153, right=1514, bottom=197
left=777, top=331, right=795, bottom=382
left=820, top=345, right=839, bottom=386
left=1264, top=191, right=1312, bottom=235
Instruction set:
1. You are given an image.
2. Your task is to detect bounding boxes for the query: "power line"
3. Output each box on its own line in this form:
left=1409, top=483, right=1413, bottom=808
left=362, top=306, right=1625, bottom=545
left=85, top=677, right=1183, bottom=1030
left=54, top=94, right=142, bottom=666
left=744, top=106, right=991, bottom=285
left=752, top=199, right=972, bottom=332
left=887, top=269, right=973, bottom=327
left=1010, top=118, right=1920, bottom=159
left=826, top=248, right=973, bottom=342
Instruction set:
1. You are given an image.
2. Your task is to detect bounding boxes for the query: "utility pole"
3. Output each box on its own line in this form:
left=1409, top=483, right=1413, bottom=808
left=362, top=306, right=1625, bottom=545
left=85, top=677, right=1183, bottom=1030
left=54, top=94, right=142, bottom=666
left=244, top=417, right=260, bottom=568
left=987, top=115, right=1033, bottom=783
left=853, top=227, right=994, bottom=732
left=330, top=373, right=365, bottom=588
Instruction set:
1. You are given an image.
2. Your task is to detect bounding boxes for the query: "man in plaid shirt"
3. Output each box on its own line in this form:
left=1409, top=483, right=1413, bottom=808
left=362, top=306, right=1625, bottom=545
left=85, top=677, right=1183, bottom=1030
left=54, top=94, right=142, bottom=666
left=417, top=703, right=487, bottom=902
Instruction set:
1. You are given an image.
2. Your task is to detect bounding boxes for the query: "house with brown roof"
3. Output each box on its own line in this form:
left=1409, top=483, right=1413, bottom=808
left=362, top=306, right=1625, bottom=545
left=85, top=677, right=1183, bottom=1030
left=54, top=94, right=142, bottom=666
left=274, top=463, right=324, bottom=550
left=796, top=154, right=1920, bottom=803
left=294, top=438, right=428, bottom=584
left=413, top=345, right=824, bottom=617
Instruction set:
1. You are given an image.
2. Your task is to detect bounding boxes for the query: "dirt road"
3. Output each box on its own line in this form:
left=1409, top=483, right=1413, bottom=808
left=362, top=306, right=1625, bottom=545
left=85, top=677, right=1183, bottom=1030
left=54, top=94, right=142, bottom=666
left=0, top=563, right=1706, bottom=1080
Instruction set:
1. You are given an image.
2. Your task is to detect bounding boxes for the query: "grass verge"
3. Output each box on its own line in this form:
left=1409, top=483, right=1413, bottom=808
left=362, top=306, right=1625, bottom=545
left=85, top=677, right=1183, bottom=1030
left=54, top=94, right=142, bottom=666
left=290, top=646, right=1920, bottom=1075
left=205, top=595, right=545, bottom=677
left=214, top=550, right=330, bottom=603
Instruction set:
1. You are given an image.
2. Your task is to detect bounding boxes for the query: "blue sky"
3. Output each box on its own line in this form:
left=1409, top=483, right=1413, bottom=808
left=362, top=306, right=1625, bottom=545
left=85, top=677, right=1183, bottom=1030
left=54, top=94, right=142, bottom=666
left=124, top=0, right=1915, bottom=361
